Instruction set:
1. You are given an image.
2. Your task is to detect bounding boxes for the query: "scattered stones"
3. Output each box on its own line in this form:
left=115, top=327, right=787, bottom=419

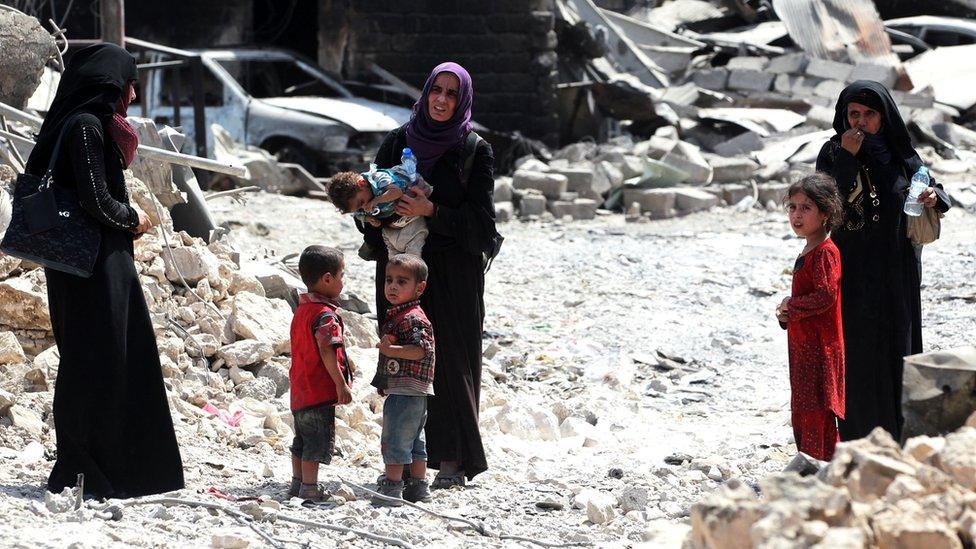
left=585, top=491, right=617, bottom=525
left=230, top=293, right=292, bottom=354
left=0, top=332, right=26, bottom=365
left=216, top=340, right=275, bottom=368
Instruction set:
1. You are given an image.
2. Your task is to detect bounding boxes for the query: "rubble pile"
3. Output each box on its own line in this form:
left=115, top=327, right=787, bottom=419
left=689, top=408, right=976, bottom=549
left=0, top=119, right=381, bottom=459
left=0, top=10, right=57, bottom=109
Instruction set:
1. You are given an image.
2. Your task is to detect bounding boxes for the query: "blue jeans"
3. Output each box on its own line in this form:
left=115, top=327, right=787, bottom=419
left=381, top=394, right=427, bottom=465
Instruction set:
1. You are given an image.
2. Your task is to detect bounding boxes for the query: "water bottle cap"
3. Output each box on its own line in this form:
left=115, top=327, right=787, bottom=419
left=403, top=148, right=413, bottom=156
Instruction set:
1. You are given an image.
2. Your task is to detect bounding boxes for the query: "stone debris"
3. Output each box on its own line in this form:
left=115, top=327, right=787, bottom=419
left=688, top=416, right=976, bottom=549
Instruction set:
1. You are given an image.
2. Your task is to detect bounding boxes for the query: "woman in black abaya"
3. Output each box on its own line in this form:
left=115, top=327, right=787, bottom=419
left=25, top=43, right=184, bottom=498
left=816, top=80, right=951, bottom=442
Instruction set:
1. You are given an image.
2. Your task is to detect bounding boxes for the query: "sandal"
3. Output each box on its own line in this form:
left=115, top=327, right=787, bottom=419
left=431, top=471, right=466, bottom=490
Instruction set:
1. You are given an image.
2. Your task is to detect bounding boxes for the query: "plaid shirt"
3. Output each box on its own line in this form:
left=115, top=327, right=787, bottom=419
left=370, top=300, right=435, bottom=395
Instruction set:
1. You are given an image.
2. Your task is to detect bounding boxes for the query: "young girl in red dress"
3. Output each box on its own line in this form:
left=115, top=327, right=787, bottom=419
left=776, top=173, right=846, bottom=461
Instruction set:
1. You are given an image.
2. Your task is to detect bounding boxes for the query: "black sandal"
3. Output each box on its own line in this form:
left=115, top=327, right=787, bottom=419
left=431, top=471, right=465, bottom=490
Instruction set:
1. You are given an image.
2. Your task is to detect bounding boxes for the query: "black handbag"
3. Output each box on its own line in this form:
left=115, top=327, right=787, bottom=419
left=0, top=117, right=101, bottom=277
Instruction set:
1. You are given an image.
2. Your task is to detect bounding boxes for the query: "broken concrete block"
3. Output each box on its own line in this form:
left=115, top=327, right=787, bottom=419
left=548, top=200, right=575, bottom=219
left=7, top=404, right=43, bottom=437
left=495, top=201, right=514, bottom=223
left=217, top=340, right=274, bottom=368
left=0, top=11, right=58, bottom=109
left=0, top=388, right=13, bottom=415
left=512, top=171, right=568, bottom=200
left=692, top=69, right=728, bottom=91
left=849, top=63, right=898, bottom=88
left=933, top=122, right=976, bottom=150
left=230, top=293, right=292, bottom=354
left=622, top=189, right=675, bottom=218
left=774, top=74, right=801, bottom=95
left=572, top=198, right=599, bottom=220
left=0, top=332, right=26, bottom=365
left=494, top=177, right=514, bottom=203
left=586, top=491, right=617, bottom=525
left=550, top=168, right=597, bottom=199
left=519, top=193, right=547, bottom=217
left=728, top=70, right=775, bottom=92
left=727, top=56, right=768, bottom=71
left=662, top=142, right=712, bottom=185
left=805, top=58, right=853, bottom=81
left=902, top=346, right=976, bottom=439
left=706, top=155, right=759, bottom=183
left=164, top=246, right=220, bottom=286
left=721, top=184, right=752, bottom=206
left=557, top=192, right=580, bottom=202
left=758, top=183, right=790, bottom=206
left=0, top=270, right=50, bottom=331
left=674, top=188, right=720, bottom=213
left=552, top=142, right=597, bottom=163
left=813, top=79, right=847, bottom=99
left=767, top=52, right=808, bottom=74
left=713, top=132, right=763, bottom=156
left=806, top=105, right=835, bottom=129
left=661, top=82, right=700, bottom=107
left=597, top=161, right=624, bottom=191
left=515, top=158, right=551, bottom=173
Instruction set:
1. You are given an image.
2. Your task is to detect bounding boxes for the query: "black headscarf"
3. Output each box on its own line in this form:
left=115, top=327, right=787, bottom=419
left=831, top=80, right=917, bottom=163
left=26, top=43, right=137, bottom=175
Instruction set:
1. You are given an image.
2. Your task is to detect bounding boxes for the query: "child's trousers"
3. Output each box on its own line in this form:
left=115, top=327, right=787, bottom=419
left=791, top=409, right=839, bottom=461
left=383, top=216, right=428, bottom=258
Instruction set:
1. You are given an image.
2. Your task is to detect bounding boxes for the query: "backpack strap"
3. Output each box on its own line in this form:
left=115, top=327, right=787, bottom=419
left=460, top=131, right=484, bottom=189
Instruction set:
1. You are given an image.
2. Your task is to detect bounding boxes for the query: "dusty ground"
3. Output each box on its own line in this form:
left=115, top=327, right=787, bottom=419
left=1, top=190, right=974, bottom=548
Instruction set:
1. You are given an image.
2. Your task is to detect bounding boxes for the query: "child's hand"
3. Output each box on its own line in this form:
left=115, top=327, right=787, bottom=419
left=377, top=388, right=386, bottom=397
left=377, top=334, right=396, bottom=355
left=775, top=297, right=789, bottom=324
left=337, top=382, right=353, bottom=405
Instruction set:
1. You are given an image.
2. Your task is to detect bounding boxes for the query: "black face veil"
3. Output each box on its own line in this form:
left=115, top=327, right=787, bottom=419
left=26, top=43, right=137, bottom=175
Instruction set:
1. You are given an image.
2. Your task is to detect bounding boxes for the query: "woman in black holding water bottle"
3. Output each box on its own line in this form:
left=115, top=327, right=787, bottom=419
left=816, top=80, right=950, bottom=442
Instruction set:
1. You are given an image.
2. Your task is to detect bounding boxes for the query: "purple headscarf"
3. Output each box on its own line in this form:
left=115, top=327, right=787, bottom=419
left=405, top=62, right=474, bottom=179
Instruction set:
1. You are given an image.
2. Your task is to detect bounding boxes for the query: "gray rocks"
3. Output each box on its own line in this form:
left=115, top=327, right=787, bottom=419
left=230, top=293, right=292, bottom=354
left=513, top=171, right=569, bottom=200
left=216, top=340, right=275, bottom=368
left=0, top=11, right=58, bottom=108
left=235, top=377, right=277, bottom=401
left=0, top=270, right=51, bottom=331
left=0, top=332, right=26, bottom=365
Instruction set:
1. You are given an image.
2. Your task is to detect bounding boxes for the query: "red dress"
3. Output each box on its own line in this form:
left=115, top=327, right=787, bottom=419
left=786, top=238, right=845, bottom=460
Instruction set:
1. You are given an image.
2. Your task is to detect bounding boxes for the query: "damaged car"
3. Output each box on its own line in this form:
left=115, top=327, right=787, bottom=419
left=137, top=48, right=412, bottom=175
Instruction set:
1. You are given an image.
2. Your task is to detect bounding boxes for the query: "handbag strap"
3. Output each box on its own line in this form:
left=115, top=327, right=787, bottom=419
left=38, top=113, right=88, bottom=190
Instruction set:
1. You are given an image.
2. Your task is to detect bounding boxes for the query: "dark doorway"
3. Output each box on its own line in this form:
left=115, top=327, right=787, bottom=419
left=252, top=0, right=318, bottom=59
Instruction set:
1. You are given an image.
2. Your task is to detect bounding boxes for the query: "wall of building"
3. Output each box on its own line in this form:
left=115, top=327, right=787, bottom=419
left=126, top=0, right=252, bottom=48
left=320, top=0, right=560, bottom=146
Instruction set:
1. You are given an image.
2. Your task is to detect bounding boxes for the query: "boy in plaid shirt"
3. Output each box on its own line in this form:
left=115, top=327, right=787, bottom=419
left=370, top=254, right=435, bottom=505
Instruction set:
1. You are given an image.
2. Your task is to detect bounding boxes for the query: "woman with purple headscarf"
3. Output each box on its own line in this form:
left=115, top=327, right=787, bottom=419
left=358, top=63, right=496, bottom=487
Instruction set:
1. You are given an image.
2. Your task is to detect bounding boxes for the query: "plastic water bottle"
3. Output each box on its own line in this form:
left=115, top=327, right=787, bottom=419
left=400, top=148, right=417, bottom=183
left=904, top=166, right=929, bottom=217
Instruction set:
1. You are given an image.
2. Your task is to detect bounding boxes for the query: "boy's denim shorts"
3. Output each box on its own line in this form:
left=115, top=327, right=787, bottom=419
left=291, top=404, right=336, bottom=464
left=381, top=394, right=428, bottom=465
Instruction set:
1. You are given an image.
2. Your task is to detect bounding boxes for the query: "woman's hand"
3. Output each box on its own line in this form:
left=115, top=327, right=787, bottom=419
left=132, top=210, right=151, bottom=239
left=918, top=188, right=938, bottom=209
left=841, top=128, right=864, bottom=156
left=395, top=187, right=436, bottom=217
left=775, top=297, right=789, bottom=324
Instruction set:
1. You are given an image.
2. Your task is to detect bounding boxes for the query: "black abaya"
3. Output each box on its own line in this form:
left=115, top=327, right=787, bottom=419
left=816, top=81, right=951, bottom=442
left=26, top=44, right=184, bottom=498
left=363, top=125, right=495, bottom=480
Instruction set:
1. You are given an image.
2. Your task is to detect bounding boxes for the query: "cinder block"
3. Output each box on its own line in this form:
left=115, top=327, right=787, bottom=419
left=548, top=200, right=575, bottom=219
left=813, top=79, right=847, bottom=99
left=721, top=184, right=752, bottom=205
left=774, top=73, right=800, bottom=94
left=727, top=56, right=769, bottom=71
left=849, top=63, right=898, bottom=87
left=707, top=155, right=759, bottom=183
left=805, top=58, right=853, bottom=81
left=758, top=182, right=790, bottom=206
left=493, top=177, right=513, bottom=202
left=728, top=70, right=775, bottom=92
left=674, top=188, right=721, bottom=213
left=622, top=188, right=676, bottom=218
left=692, top=69, right=728, bottom=91
left=495, top=201, right=514, bottom=223
left=518, top=193, right=546, bottom=217
left=768, top=52, right=808, bottom=74
left=550, top=167, right=597, bottom=199
left=572, top=198, right=599, bottom=220
left=512, top=170, right=568, bottom=200
left=712, top=131, right=763, bottom=156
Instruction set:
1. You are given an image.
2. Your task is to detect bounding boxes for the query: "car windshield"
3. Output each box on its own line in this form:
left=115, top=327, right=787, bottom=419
left=215, top=58, right=347, bottom=99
